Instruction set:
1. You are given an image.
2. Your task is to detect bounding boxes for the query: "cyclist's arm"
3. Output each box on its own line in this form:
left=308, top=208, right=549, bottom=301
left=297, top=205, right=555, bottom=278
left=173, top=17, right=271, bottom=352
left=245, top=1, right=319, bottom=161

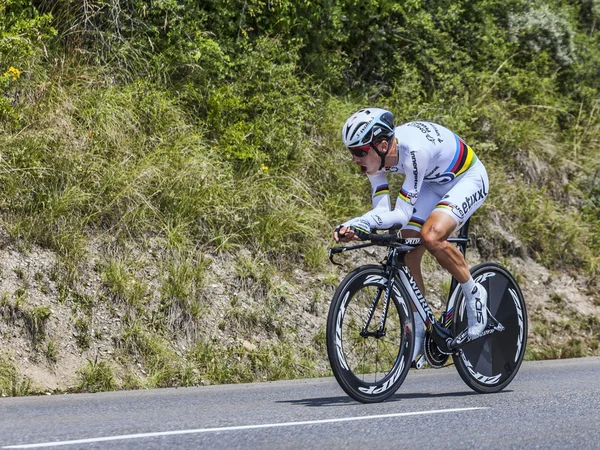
left=340, top=171, right=407, bottom=231
left=340, top=146, right=432, bottom=232
left=367, top=171, right=391, bottom=211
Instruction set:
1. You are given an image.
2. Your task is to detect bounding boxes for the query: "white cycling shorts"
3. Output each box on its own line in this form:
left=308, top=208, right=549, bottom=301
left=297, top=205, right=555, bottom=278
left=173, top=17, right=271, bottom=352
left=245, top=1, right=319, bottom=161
left=403, top=159, right=489, bottom=232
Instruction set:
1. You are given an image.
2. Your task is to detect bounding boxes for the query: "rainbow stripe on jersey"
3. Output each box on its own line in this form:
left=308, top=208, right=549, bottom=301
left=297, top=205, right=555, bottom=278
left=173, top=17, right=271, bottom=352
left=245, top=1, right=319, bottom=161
left=444, top=134, right=478, bottom=177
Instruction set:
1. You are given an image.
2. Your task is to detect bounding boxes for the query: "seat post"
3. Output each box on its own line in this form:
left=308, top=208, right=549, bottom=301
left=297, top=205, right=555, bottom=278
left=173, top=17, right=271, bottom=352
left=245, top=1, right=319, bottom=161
left=457, top=218, right=470, bottom=258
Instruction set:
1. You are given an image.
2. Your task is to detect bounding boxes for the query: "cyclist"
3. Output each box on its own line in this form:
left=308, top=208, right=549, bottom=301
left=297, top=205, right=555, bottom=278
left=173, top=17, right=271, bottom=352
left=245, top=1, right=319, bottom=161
left=334, top=108, right=489, bottom=365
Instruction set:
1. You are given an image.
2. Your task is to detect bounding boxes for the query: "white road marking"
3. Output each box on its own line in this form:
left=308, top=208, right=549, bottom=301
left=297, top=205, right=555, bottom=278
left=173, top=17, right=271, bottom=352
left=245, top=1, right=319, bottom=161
left=3, top=407, right=487, bottom=448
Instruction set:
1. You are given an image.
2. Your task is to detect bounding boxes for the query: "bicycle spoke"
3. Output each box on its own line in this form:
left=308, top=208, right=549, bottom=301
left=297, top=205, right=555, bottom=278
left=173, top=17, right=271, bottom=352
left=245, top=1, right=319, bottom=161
left=380, top=338, right=400, bottom=363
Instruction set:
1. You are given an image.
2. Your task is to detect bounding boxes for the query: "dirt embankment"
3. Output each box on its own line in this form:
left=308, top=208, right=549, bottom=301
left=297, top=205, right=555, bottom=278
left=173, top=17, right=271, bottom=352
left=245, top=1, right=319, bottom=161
left=0, top=228, right=598, bottom=394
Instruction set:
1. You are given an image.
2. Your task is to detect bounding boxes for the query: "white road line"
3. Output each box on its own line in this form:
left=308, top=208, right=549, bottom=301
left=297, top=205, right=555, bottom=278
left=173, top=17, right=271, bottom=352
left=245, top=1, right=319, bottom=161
left=3, top=407, right=487, bottom=449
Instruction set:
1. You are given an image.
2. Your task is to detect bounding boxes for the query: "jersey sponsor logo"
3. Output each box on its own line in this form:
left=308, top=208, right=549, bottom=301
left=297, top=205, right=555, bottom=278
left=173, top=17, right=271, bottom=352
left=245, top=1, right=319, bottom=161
left=410, top=151, right=419, bottom=191
left=429, top=123, right=444, bottom=143
left=408, top=192, right=418, bottom=205
left=425, top=171, right=456, bottom=184
left=399, top=188, right=418, bottom=205
left=424, top=166, right=440, bottom=179
left=457, top=183, right=488, bottom=217
left=371, top=214, right=384, bottom=227
left=441, top=178, right=488, bottom=219
left=437, top=200, right=465, bottom=219
left=408, top=122, right=431, bottom=134
left=407, top=122, right=440, bottom=145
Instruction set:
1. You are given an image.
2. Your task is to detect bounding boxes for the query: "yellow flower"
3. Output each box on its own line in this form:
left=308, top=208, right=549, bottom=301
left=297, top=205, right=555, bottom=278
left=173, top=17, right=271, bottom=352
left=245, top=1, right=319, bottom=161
left=3, top=66, right=21, bottom=81
left=261, top=164, right=269, bottom=172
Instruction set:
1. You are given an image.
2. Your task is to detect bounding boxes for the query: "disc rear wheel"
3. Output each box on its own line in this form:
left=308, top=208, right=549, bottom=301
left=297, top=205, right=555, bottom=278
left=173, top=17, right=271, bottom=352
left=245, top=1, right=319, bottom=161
left=452, top=262, right=528, bottom=393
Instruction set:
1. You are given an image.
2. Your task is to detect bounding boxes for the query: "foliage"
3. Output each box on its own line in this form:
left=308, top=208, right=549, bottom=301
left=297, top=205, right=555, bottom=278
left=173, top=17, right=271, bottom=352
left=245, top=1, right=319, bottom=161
left=75, top=359, right=117, bottom=393
left=0, top=355, right=31, bottom=396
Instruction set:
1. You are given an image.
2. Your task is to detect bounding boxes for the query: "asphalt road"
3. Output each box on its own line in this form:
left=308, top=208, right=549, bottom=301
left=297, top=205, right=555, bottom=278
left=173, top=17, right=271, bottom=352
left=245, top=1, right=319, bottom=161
left=1, top=357, right=599, bottom=449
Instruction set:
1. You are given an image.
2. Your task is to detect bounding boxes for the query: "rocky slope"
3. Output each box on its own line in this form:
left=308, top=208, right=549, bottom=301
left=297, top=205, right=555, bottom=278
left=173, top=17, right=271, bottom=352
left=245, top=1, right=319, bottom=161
left=1, top=226, right=598, bottom=395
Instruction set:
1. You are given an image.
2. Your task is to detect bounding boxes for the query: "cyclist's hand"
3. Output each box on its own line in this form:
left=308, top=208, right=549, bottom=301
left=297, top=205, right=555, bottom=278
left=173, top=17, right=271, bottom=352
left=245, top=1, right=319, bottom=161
left=349, top=223, right=371, bottom=241
left=334, top=219, right=371, bottom=242
left=334, top=225, right=359, bottom=243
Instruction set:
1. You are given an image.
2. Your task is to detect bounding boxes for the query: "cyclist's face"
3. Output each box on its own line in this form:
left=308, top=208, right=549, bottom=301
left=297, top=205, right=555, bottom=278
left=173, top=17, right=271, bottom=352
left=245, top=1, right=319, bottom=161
left=350, top=141, right=387, bottom=175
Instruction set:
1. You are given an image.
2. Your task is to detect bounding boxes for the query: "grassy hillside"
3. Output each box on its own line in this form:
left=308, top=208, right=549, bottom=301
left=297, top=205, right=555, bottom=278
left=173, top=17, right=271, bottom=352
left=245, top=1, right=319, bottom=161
left=1, top=0, right=599, bottom=394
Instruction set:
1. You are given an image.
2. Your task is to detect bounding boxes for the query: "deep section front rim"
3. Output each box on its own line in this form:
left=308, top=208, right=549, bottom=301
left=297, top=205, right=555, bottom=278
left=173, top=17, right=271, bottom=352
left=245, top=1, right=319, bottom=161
left=326, top=265, right=413, bottom=403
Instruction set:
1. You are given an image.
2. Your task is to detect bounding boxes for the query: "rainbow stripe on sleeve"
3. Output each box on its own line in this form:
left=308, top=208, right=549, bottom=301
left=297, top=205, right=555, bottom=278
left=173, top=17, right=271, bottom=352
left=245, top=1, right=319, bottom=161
left=407, top=216, right=425, bottom=229
left=373, top=184, right=389, bottom=197
left=398, top=187, right=411, bottom=203
left=444, top=134, right=478, bottom=177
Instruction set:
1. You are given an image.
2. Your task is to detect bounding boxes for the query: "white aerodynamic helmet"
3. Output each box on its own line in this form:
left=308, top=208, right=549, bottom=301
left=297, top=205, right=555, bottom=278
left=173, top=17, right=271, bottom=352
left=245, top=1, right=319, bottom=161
left=341, top=108, right=395, bottom=149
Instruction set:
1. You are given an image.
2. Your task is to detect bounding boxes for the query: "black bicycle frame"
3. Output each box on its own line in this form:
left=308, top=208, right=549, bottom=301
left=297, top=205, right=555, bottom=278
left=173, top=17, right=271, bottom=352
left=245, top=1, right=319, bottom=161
left=329, top=218, right=502, bottom=353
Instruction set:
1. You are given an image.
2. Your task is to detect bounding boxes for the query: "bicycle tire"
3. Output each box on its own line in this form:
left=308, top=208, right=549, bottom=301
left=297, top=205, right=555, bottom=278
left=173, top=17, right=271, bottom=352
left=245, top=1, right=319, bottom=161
left=451, top=262, right=528, bottom=393
left=326, top=265, right=414, bottom=403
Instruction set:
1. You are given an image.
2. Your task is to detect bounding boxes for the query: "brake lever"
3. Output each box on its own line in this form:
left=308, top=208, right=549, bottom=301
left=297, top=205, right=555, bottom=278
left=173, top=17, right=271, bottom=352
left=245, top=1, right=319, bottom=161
left=328, top=247, right=345, bottom=266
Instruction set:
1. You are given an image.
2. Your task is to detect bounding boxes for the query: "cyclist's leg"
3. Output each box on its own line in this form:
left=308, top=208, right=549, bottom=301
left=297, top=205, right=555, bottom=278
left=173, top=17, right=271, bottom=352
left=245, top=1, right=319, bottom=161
left=402, top=186, right=439, bottom=364
left=421, top=160, right=488, bottom=279
left=421, top=160, right=489, bottom=336
left=421, top=212, right=470, bottom=281
left=402, top=183, right=440, bottom=295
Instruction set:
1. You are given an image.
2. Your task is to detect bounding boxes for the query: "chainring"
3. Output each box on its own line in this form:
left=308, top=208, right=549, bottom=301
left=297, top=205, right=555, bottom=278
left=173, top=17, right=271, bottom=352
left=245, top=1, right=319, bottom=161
left=424, top=332, right=450, bottom=368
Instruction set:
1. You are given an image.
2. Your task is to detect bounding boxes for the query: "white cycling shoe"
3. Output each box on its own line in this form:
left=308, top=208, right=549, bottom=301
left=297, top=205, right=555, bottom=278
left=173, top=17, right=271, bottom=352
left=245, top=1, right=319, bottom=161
left=466, top=283, right=488, bottom=338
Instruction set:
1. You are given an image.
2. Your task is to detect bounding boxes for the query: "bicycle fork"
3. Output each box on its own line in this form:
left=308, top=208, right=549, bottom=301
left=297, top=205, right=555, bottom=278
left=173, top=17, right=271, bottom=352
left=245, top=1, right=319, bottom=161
left=359, top=276, right=394, bottom=339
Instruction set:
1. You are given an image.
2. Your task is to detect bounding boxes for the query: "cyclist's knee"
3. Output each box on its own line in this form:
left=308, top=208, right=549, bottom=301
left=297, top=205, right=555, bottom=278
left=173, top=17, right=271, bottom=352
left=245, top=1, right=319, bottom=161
left=421, top=225, right=448, bottom=253
left=421, top=214, right=455, bottom=252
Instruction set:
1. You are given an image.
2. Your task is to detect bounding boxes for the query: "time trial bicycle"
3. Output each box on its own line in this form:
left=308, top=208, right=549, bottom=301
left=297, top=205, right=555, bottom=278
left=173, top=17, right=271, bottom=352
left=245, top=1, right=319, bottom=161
left=326, top=219, right=527, bottom=403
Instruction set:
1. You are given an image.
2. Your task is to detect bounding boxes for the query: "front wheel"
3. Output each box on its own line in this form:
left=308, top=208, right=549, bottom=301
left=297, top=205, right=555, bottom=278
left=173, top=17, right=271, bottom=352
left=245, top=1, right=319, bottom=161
left=451, top=262, right=528, bottom=393
left=326, top=265, right=413, bottom=403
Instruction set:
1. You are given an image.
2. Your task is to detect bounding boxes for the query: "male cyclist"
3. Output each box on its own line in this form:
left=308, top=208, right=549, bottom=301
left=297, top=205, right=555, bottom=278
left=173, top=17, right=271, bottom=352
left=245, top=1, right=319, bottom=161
left=334, top=108, right=489, bottom=366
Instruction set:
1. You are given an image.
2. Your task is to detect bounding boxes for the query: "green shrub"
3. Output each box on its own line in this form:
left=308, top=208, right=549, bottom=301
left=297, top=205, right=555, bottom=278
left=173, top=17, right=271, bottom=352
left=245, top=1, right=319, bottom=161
left=0, top=355, right=31, bottom=396
left=75, top=359, right=117, bottom=393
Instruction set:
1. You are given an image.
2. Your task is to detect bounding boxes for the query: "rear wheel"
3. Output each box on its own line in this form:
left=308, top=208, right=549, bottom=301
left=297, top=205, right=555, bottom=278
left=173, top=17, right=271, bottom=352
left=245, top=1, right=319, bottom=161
left=326, top=265, right=413, bottom=403
left=452, top=262, right=528, bottom=393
